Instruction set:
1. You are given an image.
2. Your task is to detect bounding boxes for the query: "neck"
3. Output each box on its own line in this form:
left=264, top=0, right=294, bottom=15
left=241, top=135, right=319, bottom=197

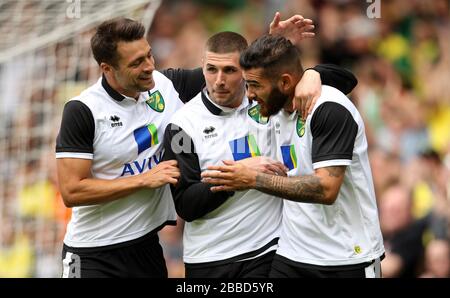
left=207, top=88, right=245, bottom=109
left=104, top=73, right=139, bottom=99
left=227, top=88, right=245, bottom=108
left=282, top=95, right=295, bottom=114
left=282, top=74, right=302, bottom=114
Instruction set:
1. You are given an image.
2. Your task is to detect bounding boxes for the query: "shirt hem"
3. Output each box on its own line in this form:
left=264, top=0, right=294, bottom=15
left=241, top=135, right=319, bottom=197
left=63, top=219, right=176, bottom=248
left=277, top=249, right=385, bottom=267
left=184, top=237, right=279, bottom=266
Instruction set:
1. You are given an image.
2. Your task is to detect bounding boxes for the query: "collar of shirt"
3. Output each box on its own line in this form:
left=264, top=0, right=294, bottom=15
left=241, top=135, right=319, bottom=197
left=101, top=75, right=148, bottom=103
left=281, top=108, right=298, bottom=121
left=201, top=87, right=249, bottom=116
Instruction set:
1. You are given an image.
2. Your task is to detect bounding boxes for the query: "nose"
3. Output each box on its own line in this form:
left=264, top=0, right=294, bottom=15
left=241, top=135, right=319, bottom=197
left=246, top=87, right=255, bottom=100
left=143, top=56, right=155, bottom=73
left=215, top=71, right=225, bottom=86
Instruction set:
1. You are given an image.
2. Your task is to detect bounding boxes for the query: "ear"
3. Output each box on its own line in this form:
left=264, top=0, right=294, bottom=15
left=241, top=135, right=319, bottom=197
left=278, top=73, right=295, bottom=93
left=100, top=62, right=113, bottom=74
left=202, top=54, right=213, bottom=74
left=201, top=58, right=207, bottom=73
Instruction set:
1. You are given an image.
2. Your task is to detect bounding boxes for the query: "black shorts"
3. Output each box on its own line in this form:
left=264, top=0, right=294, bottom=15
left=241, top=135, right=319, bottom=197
left=61, top=232, right=167, bottom=278
left=269, top=254, right=382, bottom=278
left=185, top=250, right=276, bottom=278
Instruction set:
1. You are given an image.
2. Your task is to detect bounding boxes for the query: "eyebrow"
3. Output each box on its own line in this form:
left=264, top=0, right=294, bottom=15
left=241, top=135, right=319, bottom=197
left=128, top=49, right=151, bottom=66
left=245, top=79, right=260, bottom=85
left=128, top=56, right=144, bottom=66
left=206, top=63, right=238, bottom=69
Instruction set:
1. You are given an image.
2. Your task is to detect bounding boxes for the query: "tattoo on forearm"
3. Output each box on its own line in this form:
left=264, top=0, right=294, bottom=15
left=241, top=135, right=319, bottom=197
left=255, top=173, right=325, bottom=204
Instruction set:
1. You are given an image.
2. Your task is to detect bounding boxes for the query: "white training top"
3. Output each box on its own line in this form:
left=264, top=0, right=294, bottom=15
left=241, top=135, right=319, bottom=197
left=273, top=85, right=385, bottom=266
left=56, top=71, right=182, bottom=247
left=169, top=91, right=282, bottom=264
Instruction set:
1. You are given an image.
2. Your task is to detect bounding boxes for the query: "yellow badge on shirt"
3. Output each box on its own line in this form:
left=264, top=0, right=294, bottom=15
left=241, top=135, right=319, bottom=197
left=296, top=116, right=305, bottom=137
left=248, top=104, right=269, bottom=124
left=146, top=90, right=165, bottom=112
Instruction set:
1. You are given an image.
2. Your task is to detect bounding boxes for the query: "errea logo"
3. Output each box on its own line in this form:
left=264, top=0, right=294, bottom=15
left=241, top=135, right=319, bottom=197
left=110, top=115, right=123, bottom=127
left=203, top=126, right=218, bottom=139
left=203, top=126, right=215, bottom=134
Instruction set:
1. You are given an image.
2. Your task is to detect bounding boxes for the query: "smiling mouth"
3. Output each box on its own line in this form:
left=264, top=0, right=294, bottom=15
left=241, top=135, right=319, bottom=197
left=214, top=90, right=229, bottom=94
left=139, top=77, right=153, bottom=84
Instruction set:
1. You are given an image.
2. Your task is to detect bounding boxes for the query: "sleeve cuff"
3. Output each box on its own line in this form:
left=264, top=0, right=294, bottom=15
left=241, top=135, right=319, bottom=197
left=56, top=152, right=93, bottom=160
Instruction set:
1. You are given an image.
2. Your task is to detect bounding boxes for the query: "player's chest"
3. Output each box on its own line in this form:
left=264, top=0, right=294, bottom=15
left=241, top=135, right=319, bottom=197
left=273, top=115, right=312, bottom=175
left=92, top=103, right=170, bottom=163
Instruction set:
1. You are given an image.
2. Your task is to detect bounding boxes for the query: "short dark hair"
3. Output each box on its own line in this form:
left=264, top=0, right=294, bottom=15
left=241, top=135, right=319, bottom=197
left=91, top=18, right=145, bottom=66
left=239, top=35, right=303, bottom=78
left=205, top=31, right=248, bottom=54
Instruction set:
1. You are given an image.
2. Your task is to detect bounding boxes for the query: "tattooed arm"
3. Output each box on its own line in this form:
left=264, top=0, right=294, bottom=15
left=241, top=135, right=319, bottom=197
left=254, top=166, right=346, bottom=205
left=201, top=161, right=346, bottom=205
left=201, top=96, right=356, bottom=205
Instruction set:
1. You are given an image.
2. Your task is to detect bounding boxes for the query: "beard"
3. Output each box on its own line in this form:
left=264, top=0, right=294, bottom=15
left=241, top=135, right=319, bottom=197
left=259, top=85, right=290, bottom=117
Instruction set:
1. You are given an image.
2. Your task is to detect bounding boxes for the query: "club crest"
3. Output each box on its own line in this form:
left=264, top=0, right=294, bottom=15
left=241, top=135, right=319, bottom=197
left=248, top=105, right=269, bottom=124
left=146, top=90, right=165, bottom=112
left=296, top=116, right=305, bottom=137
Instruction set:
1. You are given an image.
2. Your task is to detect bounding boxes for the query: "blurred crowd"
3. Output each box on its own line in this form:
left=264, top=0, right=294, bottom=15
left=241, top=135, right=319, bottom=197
left=152, top=0, right=450, bottom=278
left=0, top=0, right=449, bottom=278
